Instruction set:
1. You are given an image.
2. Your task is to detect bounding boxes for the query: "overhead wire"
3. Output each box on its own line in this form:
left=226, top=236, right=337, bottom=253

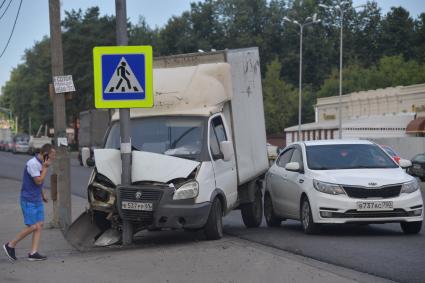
left=0, top=0, right=7, bottom=10
left=0, top=0, right=13, bottom=21
left=0, top=0, right=23, bottom=59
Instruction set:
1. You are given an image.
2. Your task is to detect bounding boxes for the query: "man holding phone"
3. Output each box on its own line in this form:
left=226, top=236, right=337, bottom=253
left=3, top=143, right=56, bottom=261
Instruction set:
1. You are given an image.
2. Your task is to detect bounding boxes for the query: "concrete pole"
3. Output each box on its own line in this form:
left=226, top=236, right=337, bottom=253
left=115, top=0, right=133, bottom=245
left=48, top=0, right=71, bottom=231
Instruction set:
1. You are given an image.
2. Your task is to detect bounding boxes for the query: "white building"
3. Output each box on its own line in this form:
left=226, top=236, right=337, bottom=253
left=284, top=83, right=425, bottom=145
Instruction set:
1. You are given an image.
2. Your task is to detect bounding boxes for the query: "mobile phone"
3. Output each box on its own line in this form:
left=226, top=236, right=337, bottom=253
left=43, top=153, right=49, bottom=162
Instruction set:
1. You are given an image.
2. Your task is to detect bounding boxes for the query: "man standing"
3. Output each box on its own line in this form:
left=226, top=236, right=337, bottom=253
left=3, top=143, right=56, bottom=261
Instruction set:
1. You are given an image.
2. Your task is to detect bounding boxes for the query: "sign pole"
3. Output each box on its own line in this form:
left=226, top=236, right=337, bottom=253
left=115, top=0, right=133, bottom=245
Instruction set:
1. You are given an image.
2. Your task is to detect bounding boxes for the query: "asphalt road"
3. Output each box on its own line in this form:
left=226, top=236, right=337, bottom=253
left=1, top=151, right=424, bottom=283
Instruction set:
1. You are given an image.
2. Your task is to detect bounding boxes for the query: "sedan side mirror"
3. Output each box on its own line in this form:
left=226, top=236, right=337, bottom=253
left=399, top=159, right=412, bottom=169
left=285, top=162, right=301, bottom=172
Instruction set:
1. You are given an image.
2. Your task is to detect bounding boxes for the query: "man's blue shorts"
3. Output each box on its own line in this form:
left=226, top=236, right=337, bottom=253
left=20, top=200, right=44, bottom=226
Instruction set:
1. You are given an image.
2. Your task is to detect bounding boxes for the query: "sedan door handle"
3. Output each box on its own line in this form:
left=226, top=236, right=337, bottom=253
left=299, top=179, right=304, bottom=184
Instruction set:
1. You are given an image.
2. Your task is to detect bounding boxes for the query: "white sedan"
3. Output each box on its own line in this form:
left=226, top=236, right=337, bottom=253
left=264, top=140, right=423, bottom=234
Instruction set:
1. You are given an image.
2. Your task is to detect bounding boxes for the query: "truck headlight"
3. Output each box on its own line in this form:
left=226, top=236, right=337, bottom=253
left=313, top=179, right=346, bottom=195
left=401, top=180, right=420, bottom=194
left=88, top=173, right=116, bottom=207
left=173, top=181, right=199, bottom=200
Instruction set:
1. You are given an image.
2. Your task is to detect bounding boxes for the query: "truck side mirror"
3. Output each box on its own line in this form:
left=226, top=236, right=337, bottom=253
left=81, top=147, right=91, bottom=167
left=86, top=157, right=95, bottom=167
left=220, top=141, right=234, bottom=162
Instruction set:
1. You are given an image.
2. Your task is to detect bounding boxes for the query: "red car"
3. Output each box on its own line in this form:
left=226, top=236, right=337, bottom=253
left=381, top=145, right=401, bottom=164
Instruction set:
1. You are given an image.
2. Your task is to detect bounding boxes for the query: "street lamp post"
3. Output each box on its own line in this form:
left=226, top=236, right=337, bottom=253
left=283, top=14, right=320, bottom=141
left=319, top=1, right=365, bottom=139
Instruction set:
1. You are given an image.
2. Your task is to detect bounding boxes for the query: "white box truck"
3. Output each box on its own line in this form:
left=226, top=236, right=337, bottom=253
left=70, top=48, right=269, bottom=247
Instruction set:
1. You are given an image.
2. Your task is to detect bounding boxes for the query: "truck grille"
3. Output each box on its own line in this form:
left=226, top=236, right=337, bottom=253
left=119, top=188, right=162, bottom=201
left=119, top=187, right=163, bottom=224
left=342, top=185, right=401, bottom=199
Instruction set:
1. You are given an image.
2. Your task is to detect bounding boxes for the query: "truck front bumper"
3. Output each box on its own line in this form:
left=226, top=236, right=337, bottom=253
left=116, top=184, right=211, bottom=230
left=154, top=202, right=211, bottom=229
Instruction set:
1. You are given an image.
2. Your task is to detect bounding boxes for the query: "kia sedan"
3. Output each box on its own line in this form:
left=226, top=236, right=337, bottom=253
left=264, top=140, right=423, bottom=234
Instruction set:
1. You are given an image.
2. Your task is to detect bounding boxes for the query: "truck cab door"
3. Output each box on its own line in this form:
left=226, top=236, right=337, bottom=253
left=208, top=115, right=238, bottom=210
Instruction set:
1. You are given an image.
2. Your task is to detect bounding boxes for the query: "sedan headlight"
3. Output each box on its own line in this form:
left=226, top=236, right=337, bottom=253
left=173, top=181, right=199, bottom=200
left=401, top=180, right=420, bottom=194
left=313, top=179, right=346, bottom=195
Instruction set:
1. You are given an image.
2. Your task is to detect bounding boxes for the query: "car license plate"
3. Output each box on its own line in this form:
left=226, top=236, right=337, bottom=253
left=356, top=201, right=393, bottom=211
left=122, top=201, right=153, bottom=211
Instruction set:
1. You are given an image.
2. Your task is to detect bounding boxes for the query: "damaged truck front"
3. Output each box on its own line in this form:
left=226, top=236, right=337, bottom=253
left=72, top=48, right=269, bottom=247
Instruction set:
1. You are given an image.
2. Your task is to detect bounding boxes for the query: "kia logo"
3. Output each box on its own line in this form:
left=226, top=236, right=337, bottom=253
left=135, top=191, right=142, bottom=199
left=368, top=182, right=378, bottom=186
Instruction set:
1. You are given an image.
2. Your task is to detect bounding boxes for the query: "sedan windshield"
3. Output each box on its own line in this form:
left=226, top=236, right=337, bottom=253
left=105, top=116, right=205, bottom=161
left=306, top=144, right=398, bottom=170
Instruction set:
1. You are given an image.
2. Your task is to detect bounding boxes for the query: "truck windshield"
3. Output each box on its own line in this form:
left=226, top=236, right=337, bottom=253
left=105, top=117, right=205, bottom=161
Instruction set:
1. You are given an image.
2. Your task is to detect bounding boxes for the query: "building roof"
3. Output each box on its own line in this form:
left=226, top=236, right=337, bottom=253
left=284, top=120, right=338, bottom=131
left=284, top=113, right=415, bottom=132
left=406, top=117, right=425, bottom=133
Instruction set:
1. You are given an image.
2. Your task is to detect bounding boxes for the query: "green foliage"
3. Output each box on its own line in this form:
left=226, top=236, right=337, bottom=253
left=1, top=2, right=425, bottom=135
left=263, top=58, right=298, bottom=134
left=318, top=56, right=425, bottom=98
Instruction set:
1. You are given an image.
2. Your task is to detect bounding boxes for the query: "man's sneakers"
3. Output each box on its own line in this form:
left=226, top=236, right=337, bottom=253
left=3, top=243, right=47, bottom=261
left=3, top=243, right=17, bottom=261
left=28, top=252, right=47, bottom=261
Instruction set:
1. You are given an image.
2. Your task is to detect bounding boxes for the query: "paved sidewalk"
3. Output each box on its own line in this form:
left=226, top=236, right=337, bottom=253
left=0, top=178, right=392, bottom=283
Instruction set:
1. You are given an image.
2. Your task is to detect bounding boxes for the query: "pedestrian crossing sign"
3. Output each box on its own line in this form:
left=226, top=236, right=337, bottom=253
left=93, top=46, right=153, bottom=108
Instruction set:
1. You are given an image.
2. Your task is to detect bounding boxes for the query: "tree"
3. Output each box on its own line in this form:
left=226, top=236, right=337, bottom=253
left=263, top=58, right=298, bottom=134
left=317, top=56, right=425, bottom=98
left=379, top=7, right=415, bottom=59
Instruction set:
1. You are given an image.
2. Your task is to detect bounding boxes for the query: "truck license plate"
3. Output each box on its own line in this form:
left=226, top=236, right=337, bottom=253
left=356, top=201, right=393, bottom=211
left=122, top=201, right=153, bottom=211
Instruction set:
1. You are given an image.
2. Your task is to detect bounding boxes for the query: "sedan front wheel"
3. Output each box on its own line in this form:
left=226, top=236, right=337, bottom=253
left=300, top=197, right=320, bottom=234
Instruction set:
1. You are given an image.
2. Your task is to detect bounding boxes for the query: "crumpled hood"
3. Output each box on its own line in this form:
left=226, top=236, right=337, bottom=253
left=94, top=149, right=200, bottom=185
left=310, top=168, right=413, bottom=187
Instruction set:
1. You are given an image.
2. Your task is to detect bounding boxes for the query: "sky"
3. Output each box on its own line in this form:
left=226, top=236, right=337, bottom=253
left=0, top=0, right=424, bottom=93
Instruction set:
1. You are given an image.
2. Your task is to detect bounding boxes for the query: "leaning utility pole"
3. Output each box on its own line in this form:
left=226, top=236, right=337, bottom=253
left=48, top=0, right=72, bottom=231
left=115, top=0, right=133, bottom=245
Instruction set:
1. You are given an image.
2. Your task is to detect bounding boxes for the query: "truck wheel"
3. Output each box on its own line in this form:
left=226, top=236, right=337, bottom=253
left=300, top=197, right=320, bottom=234
left=204, top=198, right=223, bottom=240
left=241, top=185, right=263, bottom=228
left=264, top=193, right=281, bottom=227
left=400, top=221, right=422, bottom=234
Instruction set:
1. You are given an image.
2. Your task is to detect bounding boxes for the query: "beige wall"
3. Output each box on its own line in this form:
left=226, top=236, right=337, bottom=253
left=315, top=84, right=425, bottom=123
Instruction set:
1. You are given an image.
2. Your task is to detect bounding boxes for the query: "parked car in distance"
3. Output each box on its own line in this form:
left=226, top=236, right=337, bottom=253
left=0, top=140, right=5, bottom=151
left=409, top=153, right=425, bottom=181
left=5, top=138, right=14, bottom=152
left=267, top=143, right=279, bottom=164
left=14, top=140, right=30, bottom=154
left=380, top=145, right=401, bottom=164
left=264, top=140, right=423, bottom=235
